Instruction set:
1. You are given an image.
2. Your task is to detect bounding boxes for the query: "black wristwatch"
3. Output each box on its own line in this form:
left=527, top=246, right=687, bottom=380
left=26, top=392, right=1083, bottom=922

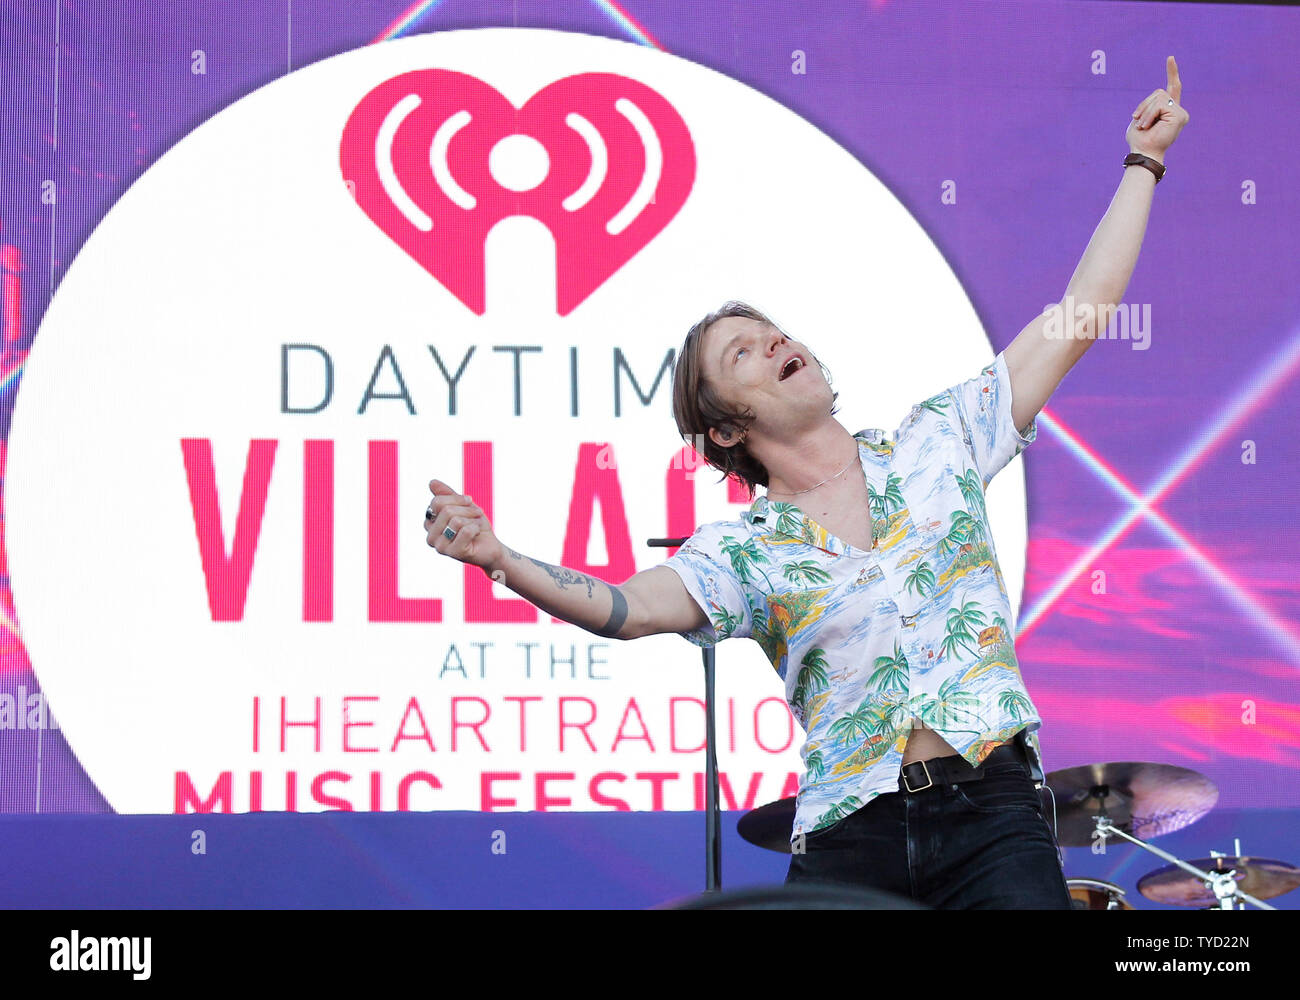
left=1123, top=152, right=1166, bottom=183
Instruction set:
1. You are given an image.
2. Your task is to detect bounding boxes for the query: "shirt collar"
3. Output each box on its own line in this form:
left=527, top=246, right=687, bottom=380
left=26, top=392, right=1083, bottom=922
left=743, top=430, right=891, bottom=552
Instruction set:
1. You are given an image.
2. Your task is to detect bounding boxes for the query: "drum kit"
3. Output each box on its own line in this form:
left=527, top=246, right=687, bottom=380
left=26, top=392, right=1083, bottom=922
left=737, top=759, right=1300, bottom=910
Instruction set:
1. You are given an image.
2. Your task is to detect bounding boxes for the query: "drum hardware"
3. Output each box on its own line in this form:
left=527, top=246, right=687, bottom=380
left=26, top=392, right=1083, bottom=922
left=1043, top=761, right=1276, bottom=911
left=1136, top=844, right=1300, bottom=910
left=1065, top=877, right=1133, bottom=910
left=1042, top=761, right=1218, bottom=847
left=733, top=749, right=1295, bottom=912
left=737, top=796, right=797, bottom=853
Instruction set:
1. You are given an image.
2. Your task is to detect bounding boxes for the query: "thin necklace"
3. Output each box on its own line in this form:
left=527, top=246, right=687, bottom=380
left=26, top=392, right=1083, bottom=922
left=767, top=448, right=859, bottom=498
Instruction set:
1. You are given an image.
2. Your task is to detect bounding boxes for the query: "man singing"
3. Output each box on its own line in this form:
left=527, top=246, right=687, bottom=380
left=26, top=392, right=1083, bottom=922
left=423, top=57, right=1188, bottom=908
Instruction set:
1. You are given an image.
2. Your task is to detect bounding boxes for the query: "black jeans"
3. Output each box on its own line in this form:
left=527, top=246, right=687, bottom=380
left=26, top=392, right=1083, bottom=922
left=785, top=741, right=1072, bottom=909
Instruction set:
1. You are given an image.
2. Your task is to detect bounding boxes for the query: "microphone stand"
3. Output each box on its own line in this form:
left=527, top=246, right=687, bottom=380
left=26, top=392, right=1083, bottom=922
left=649, top=535, right=721, bottom=893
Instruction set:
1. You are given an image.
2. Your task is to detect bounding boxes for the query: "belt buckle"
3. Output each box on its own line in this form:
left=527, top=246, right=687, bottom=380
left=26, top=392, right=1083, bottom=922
left=902, top=759, right=934, bottom=793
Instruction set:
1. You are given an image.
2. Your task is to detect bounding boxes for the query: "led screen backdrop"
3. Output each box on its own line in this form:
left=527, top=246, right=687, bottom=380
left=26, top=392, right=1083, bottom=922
left=1, top=0, right=1298, bottom=833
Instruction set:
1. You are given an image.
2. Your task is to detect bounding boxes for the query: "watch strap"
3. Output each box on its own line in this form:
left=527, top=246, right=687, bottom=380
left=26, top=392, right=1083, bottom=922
left=1123, top=151, right=1166, bottom=182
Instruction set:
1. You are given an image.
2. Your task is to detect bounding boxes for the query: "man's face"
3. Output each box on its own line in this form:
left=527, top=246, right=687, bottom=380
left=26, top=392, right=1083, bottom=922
left=700, top=316, right=829, bottom=450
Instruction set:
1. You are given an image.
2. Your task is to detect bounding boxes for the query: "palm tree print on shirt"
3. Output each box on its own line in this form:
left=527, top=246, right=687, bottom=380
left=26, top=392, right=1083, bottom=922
left=790, top=646, right=831, bottom=720
left=956, top=468, right=987, bottom=520
left=916, top=673, right=991, bottom=740
left=905, top=559, right=936, bottom=598
left=868, top=639, right=909, bottom=693
left=719, top=534, right=775, bottom=590
left=783, top=560, right=832, bottom=587
left=816, top=795, right=864, bottom=827
left=867, top=472, right=906, bottom=546
left=998, top=688, right=1035, bottom=721
left=940, top=598, right=987, bottom=659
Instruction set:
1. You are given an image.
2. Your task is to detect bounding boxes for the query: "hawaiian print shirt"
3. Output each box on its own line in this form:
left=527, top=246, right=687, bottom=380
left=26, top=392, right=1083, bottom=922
left=663, top=351, right=1046, bottom=842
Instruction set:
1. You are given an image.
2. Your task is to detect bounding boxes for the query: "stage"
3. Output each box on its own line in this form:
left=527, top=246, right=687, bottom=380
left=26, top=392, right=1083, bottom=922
left=3, top=806, right=1296, bottom=909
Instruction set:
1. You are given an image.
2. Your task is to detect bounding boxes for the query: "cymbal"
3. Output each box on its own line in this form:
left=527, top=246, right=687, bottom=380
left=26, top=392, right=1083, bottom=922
left=737, top=797, right=797, bottom=853
left=1138, top=857, right=1300, bottom=906
left=1042, top=761, right=1217, bottom=846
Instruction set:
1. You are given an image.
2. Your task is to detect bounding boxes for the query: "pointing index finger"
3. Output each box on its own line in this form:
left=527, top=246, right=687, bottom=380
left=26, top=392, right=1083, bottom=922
left=1167, top=55, right=1181, bottom=104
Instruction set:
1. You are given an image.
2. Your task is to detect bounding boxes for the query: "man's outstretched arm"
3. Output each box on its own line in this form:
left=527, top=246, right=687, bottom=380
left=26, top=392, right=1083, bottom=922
left=424, top=478, right=707, bottom=640
left=1003, top=55, right=1190, bottom=432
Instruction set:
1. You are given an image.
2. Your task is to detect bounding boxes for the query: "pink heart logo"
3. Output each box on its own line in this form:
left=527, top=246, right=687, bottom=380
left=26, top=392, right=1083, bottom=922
left=340, top=70, right=696, bottom=316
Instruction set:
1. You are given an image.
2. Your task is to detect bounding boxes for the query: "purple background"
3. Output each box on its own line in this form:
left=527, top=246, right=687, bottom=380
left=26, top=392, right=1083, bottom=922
left=1, top=0, right=1298, bottom=907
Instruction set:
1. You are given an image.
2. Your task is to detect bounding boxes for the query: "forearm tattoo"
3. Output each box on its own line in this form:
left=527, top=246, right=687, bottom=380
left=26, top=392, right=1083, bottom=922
left=504, top=547, right=629, bottom=638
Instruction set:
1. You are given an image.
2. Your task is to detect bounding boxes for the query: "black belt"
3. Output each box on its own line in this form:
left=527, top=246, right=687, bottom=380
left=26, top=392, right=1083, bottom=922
left=897, top=740, right=1025, bottom=794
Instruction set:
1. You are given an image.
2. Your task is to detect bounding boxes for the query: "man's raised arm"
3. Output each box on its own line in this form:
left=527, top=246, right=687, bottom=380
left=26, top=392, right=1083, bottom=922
left=423, top=478, right=707, bottom=641
left=1003, top=55, right=1190, bottom=432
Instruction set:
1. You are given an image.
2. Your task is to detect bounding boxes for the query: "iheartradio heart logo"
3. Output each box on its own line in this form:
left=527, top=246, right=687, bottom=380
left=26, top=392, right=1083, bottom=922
left=339, top=70, right=696, bottom=316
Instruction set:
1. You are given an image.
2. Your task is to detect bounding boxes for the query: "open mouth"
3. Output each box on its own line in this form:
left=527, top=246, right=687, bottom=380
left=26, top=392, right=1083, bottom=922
left=778, top=355, right=806, bottom=381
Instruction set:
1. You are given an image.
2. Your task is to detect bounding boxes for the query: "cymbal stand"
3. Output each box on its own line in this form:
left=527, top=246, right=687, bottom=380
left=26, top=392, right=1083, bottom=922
left=1093, top=817, right=1275, bottom=910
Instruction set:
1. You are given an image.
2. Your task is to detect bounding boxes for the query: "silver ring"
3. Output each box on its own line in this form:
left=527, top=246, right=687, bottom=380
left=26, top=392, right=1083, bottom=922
left=425, top=506, right=435, bottom=521
left=1166, top=98, right=1174, bottom=106
left=443, top=526, right=458, bottom=542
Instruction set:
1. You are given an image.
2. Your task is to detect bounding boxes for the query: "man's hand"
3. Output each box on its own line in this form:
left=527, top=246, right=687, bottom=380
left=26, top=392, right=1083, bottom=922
left=1126, top=55, right=1190, bottom=162
left=424, top=479, right=506, bottom=580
